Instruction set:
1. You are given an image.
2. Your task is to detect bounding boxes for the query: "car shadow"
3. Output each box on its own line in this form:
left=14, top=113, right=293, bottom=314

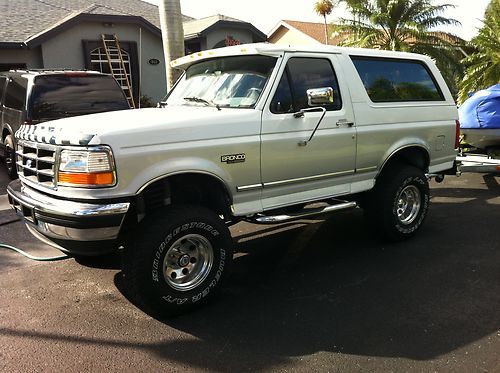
left=109, top=196, right=499, bottom=371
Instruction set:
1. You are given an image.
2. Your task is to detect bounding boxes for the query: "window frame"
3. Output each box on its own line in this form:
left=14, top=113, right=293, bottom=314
left=350, top=55, right=445, bottom=103
left=270, top=56, right=343, bottom=115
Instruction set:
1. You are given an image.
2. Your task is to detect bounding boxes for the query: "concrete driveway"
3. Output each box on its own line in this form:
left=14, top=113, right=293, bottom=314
left=1, top=164, right=499, bottom=372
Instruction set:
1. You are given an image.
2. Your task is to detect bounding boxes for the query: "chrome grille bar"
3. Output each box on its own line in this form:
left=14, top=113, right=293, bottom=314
left=16, top=140, right=58, bottom=189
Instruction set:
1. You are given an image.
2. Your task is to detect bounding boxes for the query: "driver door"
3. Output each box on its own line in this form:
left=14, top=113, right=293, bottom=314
left=260, top=53, right=357, bottom=209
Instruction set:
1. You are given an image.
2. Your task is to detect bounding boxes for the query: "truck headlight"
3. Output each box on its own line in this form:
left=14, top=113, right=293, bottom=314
left=58, top=147, right=116, bottom=187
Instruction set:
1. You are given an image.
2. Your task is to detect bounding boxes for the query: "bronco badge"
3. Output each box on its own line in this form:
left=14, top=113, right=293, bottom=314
left=221, top=153, right=246, bottom=164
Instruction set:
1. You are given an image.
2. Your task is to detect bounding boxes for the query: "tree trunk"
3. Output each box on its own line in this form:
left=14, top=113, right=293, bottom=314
left=323, top=14, right=329, bottom=44
left=159, top=0, right=185, bottom=91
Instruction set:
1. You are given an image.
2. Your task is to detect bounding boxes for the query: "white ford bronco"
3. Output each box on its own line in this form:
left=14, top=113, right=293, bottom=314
left=7, top=44, right=459, bottom=315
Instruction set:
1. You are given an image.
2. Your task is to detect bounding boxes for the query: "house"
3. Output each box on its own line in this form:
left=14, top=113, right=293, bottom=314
left=0, top=0, right=266, bottom=104
left=268, top=20, right=343, bottom=46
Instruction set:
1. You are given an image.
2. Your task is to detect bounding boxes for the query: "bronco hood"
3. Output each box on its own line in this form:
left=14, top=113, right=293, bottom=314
left=16, top=106, right=260, bottom=147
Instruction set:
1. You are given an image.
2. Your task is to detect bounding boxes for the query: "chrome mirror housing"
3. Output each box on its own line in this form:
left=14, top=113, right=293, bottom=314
left=307, top=87, right=334, bottom=106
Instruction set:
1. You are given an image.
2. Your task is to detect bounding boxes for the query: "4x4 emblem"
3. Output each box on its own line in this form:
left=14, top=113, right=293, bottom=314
left=221, top=153, right=245, bottom=164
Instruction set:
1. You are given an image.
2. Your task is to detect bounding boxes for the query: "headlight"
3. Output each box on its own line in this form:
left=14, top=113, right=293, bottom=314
left=58, top=147, right=116, bottom=187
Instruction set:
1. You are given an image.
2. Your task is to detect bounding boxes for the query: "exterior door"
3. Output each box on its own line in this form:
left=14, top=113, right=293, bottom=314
left=260, top=53, right=357, bottom=209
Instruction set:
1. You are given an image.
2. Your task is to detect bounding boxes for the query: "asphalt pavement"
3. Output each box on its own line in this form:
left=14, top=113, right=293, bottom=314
left=0, top=164, right=499, bottom=372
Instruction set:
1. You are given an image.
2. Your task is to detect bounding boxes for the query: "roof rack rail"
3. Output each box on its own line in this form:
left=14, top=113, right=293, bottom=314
left=8, top=68, right=97, bottom=73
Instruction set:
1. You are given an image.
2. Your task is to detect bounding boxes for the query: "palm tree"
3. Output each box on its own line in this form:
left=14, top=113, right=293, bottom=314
left=314, top=0, right=336, bottom=44
left=458, top=0, right=500, bottom=104
left=159, top=0, right=185, bottom=91
left=334, top=0, right=462, bottom=95
left=336, top=0, right=459, bottom=50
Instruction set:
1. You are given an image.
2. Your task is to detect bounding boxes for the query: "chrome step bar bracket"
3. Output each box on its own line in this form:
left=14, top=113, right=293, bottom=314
left=250, top=201, right=357, bottom=224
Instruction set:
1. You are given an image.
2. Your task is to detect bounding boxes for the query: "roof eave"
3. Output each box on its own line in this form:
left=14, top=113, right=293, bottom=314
left=0, top=42, right=27, bottom=49
left=25, top=13, right=161, bottom=48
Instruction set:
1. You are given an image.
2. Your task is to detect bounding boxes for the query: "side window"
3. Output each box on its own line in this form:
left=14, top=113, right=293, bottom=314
left=270, top=71, right=293, bottom=113
left=270, top=57, right=342, bottom=114
left=0, top=77, right=6, bottom=105
left=4, top=77, right=27, bottom=110
left=351, top=56, right=444, bottom=102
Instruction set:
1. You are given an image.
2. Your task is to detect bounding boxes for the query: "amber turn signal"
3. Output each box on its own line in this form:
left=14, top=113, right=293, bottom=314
left=58, top=172, right=114, bottom=186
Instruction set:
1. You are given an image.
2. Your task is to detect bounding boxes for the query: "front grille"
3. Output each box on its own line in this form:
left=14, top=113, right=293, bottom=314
left=16, top=140, right=58, bottom=189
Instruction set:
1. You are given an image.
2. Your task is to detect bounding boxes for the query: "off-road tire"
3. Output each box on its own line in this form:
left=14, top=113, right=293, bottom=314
left=4, top=134, right=17, bottom=179
left=122, top=205, right=233, bottom=317
left=365, top=165, right=430, bottom=241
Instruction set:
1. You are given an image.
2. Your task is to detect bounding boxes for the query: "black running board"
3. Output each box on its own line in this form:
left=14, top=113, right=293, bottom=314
left=250, top=201, right=357, bottom=224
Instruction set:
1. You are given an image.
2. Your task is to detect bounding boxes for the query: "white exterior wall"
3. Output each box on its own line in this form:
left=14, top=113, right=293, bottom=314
left=41, top=21, right=167, bottom=103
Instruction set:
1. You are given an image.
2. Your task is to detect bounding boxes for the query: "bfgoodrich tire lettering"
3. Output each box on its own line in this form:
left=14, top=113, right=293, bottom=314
left=365, top=165, right=430, bottom=241
left=123, top=205, right=233, bottom=316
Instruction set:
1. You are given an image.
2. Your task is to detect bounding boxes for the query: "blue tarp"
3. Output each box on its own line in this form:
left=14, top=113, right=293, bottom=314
left=459, top=84, right=500, bottom=129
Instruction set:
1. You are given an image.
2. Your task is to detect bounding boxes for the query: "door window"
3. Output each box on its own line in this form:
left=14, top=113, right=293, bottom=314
left=271, top=57, right=342, bottom=114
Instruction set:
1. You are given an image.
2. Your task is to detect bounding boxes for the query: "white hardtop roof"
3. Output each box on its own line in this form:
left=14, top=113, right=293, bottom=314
left=171, top=42, right=430, bottom=69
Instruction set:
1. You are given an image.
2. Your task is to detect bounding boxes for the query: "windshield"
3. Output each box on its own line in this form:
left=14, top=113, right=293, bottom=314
left=30, top=75, right=130, bottom=121
left=167, top=55, right=277, bottom=109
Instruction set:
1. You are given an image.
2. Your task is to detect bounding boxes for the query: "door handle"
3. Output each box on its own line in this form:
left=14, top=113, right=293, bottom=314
left=336, top=119, right=354, bottom=127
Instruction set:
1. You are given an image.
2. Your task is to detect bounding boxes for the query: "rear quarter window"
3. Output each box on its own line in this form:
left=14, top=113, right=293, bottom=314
left=4, top=77, right=27, bottom=110
left=350, top=56, right=444, bottom=102
left=0, top=76, right=6, bottom=104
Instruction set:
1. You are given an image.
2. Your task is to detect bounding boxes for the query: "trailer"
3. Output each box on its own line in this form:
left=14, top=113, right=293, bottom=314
left=456, top=153, right=500, bottom=173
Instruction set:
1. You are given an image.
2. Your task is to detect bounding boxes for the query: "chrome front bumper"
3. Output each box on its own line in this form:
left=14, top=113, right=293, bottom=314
left=7, top=180, right=130, bottom=253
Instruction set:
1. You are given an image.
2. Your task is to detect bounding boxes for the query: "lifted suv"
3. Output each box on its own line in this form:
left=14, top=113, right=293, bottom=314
left=0, top=70, right=130, bottom=178
left=8, top=44, right=460, bottom=316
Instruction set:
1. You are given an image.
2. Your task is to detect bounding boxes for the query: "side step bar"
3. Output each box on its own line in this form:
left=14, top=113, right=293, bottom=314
left=250, top=201, right=357, bottom=224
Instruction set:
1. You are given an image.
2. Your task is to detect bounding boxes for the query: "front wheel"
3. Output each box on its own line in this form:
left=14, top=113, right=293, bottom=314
left=122, top=205, right=233, bottom=317
left=364, top=165, right=430, bottom=241
left=3, top=134, right=17, bottom=179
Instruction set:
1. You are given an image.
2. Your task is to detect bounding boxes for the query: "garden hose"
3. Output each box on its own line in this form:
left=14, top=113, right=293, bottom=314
left=0, top=243, right=69, bottom=261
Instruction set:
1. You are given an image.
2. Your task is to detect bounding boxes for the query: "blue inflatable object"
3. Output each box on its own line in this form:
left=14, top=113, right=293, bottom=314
left=459, top=84, right=500, bottom=129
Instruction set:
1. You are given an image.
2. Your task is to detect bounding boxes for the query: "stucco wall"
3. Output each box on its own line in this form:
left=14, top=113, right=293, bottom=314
left=268, top=26, right=321, bottom=46
left=0, top=47, right=43, bottom=68
left=205, top=28, right=254, bottom=49
left=41, top=21, right=167, bottom=103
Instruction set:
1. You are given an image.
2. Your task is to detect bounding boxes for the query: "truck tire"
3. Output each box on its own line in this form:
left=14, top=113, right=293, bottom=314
left=122, top=205, right=233, bottom=317
left=365, top=165, right=430, bottom=241
left=4, top=134, right=17, bottom=179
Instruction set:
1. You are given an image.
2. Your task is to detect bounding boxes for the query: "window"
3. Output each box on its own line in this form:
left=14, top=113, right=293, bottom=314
left=30, top=75, right=129, bottom=121
left=4, top=77, right=27, bottom=111
left=82, top=40, right=139, bottom=102
left=90, top=47, right=133, bottom=91
left=167, top=55, right=277, bottom=108
left=0, top=77, right=6, bottom=104
left=271, top=57, right=342, bottom=114
left=351, top=56, right=444, bottom=102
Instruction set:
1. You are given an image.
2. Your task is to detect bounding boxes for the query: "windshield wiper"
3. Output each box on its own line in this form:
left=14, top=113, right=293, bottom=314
left=183, top=96, right=221, bottom=111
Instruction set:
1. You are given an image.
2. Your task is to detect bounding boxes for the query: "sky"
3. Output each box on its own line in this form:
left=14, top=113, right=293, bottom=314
left=144, top=0, right=491, bottom=41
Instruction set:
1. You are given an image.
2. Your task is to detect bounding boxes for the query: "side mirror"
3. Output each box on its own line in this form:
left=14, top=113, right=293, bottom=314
left=307, top=87, right=334, bottom=106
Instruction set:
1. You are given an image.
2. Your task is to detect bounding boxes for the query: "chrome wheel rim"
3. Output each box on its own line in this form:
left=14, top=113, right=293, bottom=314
left=163, top=234, right=214, bottom=291
left=396, top=185, right=421, bottom=225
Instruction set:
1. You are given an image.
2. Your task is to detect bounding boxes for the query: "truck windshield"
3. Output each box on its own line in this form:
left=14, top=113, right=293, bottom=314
left=167, top=55, right=277, bottom=109
left=30, top=75, right=130, bottom=121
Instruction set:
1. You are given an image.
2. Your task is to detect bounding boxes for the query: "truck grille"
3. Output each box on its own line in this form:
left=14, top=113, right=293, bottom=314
left=16, top=140, right=58, bottom=189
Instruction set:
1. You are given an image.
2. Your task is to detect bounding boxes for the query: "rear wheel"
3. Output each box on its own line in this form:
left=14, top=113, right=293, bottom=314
left=364, top=165, right=430, bottom=241
left=122, top=205, right=233, bottom=317
left=3, top=134, right=17, bottom=179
